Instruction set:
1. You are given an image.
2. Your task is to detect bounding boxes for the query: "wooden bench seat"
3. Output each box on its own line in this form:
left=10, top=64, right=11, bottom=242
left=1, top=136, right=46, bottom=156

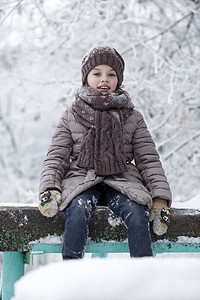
left=0, top=205, right=200, bottom=300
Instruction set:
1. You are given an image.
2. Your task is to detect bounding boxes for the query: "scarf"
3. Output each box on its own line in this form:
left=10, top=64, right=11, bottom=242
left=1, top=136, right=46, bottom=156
left=72, top=86, right=134, bottom=176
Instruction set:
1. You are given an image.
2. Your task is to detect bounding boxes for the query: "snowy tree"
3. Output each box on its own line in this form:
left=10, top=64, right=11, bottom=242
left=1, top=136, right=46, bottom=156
left=0, top=0, right=199, bottom=203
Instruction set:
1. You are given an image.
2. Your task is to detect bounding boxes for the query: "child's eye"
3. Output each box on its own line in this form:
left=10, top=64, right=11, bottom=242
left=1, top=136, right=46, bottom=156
left=109, top=73, right=116, bottom=77
left=94, top=72, right=101, bottom=76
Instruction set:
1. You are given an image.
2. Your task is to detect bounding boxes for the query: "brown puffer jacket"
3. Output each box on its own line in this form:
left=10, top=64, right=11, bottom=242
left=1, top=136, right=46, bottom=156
left=39, top=107, right=172, bottom=210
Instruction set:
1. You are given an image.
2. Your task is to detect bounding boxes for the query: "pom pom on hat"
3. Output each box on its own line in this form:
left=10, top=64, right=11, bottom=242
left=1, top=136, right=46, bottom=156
left=81, top=46, right=125, bottom=89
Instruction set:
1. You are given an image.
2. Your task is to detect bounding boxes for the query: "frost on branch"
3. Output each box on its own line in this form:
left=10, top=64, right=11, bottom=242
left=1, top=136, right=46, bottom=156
left=0, top=0, right=199, bottom=203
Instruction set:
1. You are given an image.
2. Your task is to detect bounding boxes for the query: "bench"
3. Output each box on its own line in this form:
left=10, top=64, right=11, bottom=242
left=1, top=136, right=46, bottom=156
left=0, top=205, right=200, bottom=300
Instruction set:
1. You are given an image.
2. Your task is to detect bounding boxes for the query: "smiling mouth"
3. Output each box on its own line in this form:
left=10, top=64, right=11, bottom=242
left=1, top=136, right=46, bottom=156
left=98, top=86, right=110, bottom=91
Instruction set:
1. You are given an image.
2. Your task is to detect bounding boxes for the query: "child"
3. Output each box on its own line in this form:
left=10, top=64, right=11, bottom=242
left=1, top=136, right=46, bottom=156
left=39, top=46, right=172, bottom=258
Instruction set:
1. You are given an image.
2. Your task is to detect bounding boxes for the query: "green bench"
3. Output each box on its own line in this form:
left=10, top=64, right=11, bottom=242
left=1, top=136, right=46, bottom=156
left=0, top=205, right=200, bottom=300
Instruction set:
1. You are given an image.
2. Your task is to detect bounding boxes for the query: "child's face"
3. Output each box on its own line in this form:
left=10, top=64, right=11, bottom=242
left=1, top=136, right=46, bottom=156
left=86, top=64, right=118, bottom=92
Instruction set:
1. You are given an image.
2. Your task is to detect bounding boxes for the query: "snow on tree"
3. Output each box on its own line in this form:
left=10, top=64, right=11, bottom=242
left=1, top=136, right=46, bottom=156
left=0, top=0, right=199, bottom=203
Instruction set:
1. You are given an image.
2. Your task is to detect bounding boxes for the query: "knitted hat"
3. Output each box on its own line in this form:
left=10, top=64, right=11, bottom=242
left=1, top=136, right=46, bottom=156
left=81, top=46, right=125, bottom=89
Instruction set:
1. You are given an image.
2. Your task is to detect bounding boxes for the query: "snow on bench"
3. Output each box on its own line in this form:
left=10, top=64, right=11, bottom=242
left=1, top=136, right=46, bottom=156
left=0, top=205, right=200, bottom=253
left=0, top=204, right=200, bottom=300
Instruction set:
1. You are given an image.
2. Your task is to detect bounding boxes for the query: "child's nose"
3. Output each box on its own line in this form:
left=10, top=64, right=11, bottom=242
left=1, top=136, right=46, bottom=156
left=101, top=75, right=109, bottom=82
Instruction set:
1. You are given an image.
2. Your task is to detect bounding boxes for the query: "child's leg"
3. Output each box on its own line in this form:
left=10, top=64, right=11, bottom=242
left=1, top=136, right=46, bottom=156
left=105, top=186, right=153, bottom=257
left=62, top=187, right=100, bottom=259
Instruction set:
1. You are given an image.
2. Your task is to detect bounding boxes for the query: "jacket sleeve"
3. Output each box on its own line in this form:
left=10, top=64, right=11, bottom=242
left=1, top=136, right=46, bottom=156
left=39, top=110, right=73, bottom=194
left=131, top=111, right=172, bottom=205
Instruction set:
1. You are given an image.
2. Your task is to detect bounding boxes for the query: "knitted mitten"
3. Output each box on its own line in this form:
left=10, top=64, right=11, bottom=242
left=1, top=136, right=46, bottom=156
left=149, top=198, right=170, bottom=235
left=39, top=190, right=62, bottom=217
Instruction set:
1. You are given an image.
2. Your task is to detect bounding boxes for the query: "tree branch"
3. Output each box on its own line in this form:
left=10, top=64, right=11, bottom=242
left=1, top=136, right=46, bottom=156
left=122, top=5, right=200, bottom=55
left=0, top=0, right=24, bottom=27
left=164, top=132, right=200, bottom=161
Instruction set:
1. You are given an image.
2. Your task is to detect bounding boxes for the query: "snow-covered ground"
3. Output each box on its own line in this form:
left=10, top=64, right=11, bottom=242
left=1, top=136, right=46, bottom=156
left=12, top=256, right=200, bottom=300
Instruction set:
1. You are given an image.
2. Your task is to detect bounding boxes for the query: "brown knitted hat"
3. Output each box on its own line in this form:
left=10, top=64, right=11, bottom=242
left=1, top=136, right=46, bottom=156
left=81, top=46, right=125, bottom=89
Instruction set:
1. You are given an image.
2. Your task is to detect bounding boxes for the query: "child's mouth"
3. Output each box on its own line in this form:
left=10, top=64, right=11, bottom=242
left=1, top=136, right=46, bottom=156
left=98, top=85, right=110, bottom=91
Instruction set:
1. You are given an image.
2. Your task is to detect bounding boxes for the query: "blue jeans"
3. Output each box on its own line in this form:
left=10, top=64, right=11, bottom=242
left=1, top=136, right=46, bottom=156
left=62, top=183, right=153, bottom=259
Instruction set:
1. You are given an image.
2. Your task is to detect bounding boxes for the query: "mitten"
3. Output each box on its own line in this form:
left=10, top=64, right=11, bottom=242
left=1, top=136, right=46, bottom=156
left=39, top=190, right=62, bottom=217
left=149, top=198, right=170, bottom=235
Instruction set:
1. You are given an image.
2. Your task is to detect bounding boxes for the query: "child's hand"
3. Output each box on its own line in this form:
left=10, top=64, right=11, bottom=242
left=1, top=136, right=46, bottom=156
left=39, top=190, right=62, bottom=217
left=149, top=198, right=170, bottom=235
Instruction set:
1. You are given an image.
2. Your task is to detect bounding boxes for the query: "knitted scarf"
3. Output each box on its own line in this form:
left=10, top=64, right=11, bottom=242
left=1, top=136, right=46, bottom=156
left=72, top=86, right=134, bottom=176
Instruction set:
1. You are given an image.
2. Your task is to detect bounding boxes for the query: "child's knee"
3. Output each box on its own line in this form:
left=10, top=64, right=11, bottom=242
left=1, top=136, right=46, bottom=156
left=123, top=202, right=148, bottom=227
left=67, top=195, right=98, bottom=221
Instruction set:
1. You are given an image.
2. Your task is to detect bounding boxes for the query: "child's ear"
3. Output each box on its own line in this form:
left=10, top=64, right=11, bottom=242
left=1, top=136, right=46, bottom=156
left=83, top=78, right=88, bottom=86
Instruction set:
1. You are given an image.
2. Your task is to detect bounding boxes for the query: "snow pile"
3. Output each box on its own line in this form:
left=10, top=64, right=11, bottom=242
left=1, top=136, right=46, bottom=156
left=12, top=257, right=200, bottom=300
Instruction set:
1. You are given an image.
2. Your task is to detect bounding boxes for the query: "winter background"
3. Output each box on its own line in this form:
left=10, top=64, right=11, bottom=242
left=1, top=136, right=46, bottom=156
left=0, top=0, right=200, bottom=299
